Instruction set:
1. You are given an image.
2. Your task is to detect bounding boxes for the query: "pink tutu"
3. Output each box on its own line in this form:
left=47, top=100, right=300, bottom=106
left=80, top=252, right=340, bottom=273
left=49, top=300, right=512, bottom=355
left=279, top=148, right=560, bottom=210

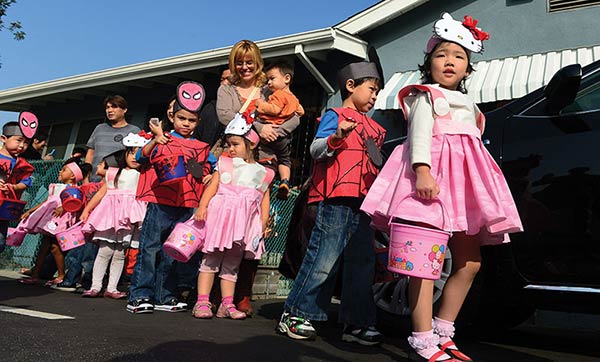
left=361, top=133, right=523, bottom=243
left=17, top=195, right=77, bottom=236
left=83, top=189, right=147, bottom=233
left=200, top=183, right=265, bottom=260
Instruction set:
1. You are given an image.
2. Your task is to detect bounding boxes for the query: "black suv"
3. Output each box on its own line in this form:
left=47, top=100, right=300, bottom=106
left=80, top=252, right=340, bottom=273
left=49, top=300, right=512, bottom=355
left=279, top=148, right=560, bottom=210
left=373, top=59, right=600, bottom=328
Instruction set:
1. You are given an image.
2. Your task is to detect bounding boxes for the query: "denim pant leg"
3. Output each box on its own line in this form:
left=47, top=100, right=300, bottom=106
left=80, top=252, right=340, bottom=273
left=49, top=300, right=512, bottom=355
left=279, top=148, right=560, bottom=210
left=63, top=245, right=84, bottom=286
left=154, top=205, right=194, bottom=304
left=80, top=241, right=99, bottom=289
left=129, top=203, right=174, bottom=302
left=176, top=250, right=203, bottom=290
left=339, top=211, right=377, bottom=327
left=284, top=202, right=353, bottom=321
left=0, top=220, right=8, bottom=254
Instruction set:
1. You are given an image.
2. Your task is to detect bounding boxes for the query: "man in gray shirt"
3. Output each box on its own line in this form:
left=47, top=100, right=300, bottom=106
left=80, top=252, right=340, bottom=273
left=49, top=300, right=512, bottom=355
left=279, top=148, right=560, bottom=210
left=85, top=95, right=140, bottom=181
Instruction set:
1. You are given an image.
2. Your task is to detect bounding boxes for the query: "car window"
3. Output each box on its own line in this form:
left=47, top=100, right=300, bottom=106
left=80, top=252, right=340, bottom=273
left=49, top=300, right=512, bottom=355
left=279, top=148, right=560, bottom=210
left=561, top=71, right=600, bottom=114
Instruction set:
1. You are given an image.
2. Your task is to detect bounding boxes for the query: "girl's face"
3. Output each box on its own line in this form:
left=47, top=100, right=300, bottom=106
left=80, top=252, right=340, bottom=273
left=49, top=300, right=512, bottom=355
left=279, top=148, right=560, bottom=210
left=96, top=161, right=107, bottom=177
left=58, top=165, right=75, bottom=183
left=226, top=135, right=254, bottom=161
left=125, top=149, right=139, bottom=170
left=429, top=42, right=470, bottom=90
left=235, top=53, right=257, bottom=85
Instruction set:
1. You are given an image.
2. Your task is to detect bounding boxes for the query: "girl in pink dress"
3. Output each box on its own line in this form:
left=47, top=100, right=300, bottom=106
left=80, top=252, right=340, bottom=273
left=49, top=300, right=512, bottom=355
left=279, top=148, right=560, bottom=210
left=361, top=13, right=522, bottom=362
left=192, top=116, right=273, bottom=320
left=80, top=147, right=146, bottom=299
left=18, top=159, right=86, bottom=286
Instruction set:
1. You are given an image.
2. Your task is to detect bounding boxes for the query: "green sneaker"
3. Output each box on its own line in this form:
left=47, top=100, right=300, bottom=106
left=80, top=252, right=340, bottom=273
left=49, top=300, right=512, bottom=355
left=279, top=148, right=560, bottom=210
left=277, top=312, right=317, bottom=340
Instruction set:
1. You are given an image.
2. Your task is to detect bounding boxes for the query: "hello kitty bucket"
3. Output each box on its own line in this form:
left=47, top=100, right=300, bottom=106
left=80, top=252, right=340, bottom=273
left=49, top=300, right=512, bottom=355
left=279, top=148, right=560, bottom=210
left=6, top=227, right=27, bottom=247
left=55, top=222, right=86, bottom=252
left=163, top=219, right=203, bottom=262
left=388, top=197, right=451, bottom=280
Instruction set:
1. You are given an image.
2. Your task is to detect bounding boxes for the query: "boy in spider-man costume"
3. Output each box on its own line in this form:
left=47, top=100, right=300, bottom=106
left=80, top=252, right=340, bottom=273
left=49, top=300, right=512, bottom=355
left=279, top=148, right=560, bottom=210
left=0, top=112, right=38, bottom=253
left=278, top=61, right=386, bottom=345
left=127, top=81, right=216, bottom=314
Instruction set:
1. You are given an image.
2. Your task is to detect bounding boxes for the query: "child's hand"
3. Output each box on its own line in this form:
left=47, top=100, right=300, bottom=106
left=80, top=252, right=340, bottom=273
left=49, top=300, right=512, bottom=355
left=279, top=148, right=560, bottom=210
left=193, top=206, right=208, bottom=222
left=153, top=133, right=171, bottom=145
left=52, top=206, right=65, bottom=217
left=202, top=174, right=213, bottom=185
left=80, top=210, right=89, bottom=223
left=149, top=118, right=163, bottom=137
left=414, top=165, right=440, bottom=200
left=334, top=119, right=357, bottom=140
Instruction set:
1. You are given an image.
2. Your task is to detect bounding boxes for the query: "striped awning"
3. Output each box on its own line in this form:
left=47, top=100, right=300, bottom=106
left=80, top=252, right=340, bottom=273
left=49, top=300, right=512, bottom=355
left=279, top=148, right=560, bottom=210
left=375, top=45, right=600, bottom=109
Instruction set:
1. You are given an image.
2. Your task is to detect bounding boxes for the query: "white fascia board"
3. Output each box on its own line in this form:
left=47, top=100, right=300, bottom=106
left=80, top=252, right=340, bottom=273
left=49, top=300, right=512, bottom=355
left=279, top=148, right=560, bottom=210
left=0, top=28, right=365, bottom=105
left=335, top=0, right=429, bottom=35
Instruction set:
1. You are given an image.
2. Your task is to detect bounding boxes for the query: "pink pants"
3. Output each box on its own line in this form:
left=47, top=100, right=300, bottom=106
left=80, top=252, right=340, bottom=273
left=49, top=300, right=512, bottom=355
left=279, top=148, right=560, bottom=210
left=199, top=243, right=244, bottom=282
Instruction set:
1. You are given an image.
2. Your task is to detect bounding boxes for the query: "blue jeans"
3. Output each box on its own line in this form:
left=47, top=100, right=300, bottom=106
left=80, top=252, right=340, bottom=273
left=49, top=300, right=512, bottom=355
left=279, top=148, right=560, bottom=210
left=0, top=220, right=8, bottom=254
left=284, top=201, right=377, bottom=327
left=176, top=251, right=202, bottom=290
left=63, top=238, right=98, bottom=287
left=128, top=203, right=193, bottom=304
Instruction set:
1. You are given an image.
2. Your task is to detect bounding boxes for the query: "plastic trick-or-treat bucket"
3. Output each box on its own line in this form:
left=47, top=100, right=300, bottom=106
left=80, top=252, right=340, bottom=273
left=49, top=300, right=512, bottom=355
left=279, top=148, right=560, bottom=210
left=60, top=186, right=84, bottom=212
left=56, top=222, right=86, bottom=252
left=163, top=219, right=203, bottom=262
left=0, top=188, right=27, bottom=221
left=152, top=153, right=187, bottom=184
left=388, top=223, right=450, bottom=280
left=6, top=227, right=27, bottom=247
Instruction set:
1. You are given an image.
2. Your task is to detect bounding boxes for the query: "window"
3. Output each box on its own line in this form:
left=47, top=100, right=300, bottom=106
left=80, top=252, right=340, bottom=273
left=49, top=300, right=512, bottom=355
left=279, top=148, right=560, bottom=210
left=548, top=0, right=600, bottom=12
left=561, top=71, right=600, bottom=114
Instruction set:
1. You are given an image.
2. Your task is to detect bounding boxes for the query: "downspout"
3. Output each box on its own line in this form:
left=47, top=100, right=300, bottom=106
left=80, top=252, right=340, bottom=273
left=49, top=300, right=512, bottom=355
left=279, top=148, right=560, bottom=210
left=294, top=44, right=335, bottom=95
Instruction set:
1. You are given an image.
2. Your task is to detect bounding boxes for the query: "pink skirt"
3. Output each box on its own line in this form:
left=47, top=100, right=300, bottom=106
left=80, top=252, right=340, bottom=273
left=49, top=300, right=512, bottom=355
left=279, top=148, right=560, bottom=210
left=200, top=184, right=265, bottom=260
left=18, top=196, right=77, bottom=235
left=361, top=133, right=523, bottom=243
left=82, top=189, right=147, bottom=233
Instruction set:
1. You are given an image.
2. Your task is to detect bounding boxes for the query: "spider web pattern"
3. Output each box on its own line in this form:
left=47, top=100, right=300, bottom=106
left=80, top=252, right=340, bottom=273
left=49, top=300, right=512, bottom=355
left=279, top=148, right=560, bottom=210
left=310, top=110, right=386, bottom=201
left=0, top=158, right=34, bottom=198
left=136, top=137, right=211, bottom=208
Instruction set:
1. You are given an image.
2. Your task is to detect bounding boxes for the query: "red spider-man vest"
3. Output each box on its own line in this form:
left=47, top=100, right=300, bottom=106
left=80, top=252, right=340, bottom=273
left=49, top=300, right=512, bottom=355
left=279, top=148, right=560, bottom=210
left=136, top=136, right=211, bottom=208
left=0, top=156, right=34, bottom=198
left=308, top=108, right=386, bottom=204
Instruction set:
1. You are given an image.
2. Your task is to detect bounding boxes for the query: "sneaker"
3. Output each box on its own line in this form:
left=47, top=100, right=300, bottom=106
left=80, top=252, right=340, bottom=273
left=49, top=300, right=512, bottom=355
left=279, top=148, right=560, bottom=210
left=50, top=282, right=77, bottom=292
left=154, top=299, right=188, bottom=312
left=126, top=298, right=154, bottom=314
left=342, top=325, right=384, bottom=346
left=277, top=180, right=290, bottom=200
left=74, top=286, right=85, bottom=294
left=277, top=312, right=317, bottom=340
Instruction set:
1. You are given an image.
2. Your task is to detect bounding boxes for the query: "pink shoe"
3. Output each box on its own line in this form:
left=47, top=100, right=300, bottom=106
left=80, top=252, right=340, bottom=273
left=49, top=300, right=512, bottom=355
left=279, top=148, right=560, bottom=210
left=103, top=290, right=127, bottom=299
left=216, top=303, right=246, bottom=320
left=192, top=301, right=213, bottom=319
left=18, top=277, right=41, bottom=285
left=82, top=289, right=101, bottom=298
left=44, top=278, right=64, bottom=287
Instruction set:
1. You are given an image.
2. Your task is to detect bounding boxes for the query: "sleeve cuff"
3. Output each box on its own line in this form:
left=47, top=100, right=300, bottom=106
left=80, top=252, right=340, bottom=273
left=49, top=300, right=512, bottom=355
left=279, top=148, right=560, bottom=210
left=327, top=135, right=345, bottom=150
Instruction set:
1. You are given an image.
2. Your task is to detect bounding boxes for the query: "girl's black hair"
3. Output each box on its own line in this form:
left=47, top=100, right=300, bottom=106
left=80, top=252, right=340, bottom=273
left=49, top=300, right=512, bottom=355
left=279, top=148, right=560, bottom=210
left=80, top=163, right=93, bottom=180
left=225, top=134, right=258, bottom=161
left=418, top=41, right=475, bottom=94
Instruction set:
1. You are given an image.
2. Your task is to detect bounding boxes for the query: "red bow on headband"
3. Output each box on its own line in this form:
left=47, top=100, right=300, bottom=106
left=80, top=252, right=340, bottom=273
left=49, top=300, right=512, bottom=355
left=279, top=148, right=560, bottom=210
left=138, top=130, right=154, bottom=139
left=462, top=16, right=490, bottom=41
left=241, top=109, right=255, bottom=125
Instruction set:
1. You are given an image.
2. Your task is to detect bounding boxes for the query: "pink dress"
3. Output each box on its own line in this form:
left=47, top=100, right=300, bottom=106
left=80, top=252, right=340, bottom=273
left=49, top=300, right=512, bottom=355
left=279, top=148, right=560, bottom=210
left=200, top=156, right=274, bottom=260
left=361, top=84, right=523, bottom=243
left=82, top=167, right=147, bottom=242
left=17, top=183, right=77, bottom=235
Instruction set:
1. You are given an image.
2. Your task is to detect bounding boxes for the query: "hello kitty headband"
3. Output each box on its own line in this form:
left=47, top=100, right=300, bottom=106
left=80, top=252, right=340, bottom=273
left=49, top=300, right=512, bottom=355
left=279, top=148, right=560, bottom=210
left=426, top=13, right=490, bottom=54
left=123, top=132, right=152, bottom=147
left=3, top=111, right=39, bottom=139
left=224, top=110, right=259, bottom=144
left=172, top=81, right=205, bottom=114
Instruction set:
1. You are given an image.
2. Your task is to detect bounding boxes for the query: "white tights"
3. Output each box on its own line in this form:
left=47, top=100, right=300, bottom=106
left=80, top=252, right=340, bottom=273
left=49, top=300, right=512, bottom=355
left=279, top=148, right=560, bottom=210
left=90, top=240, right=125, bottom=293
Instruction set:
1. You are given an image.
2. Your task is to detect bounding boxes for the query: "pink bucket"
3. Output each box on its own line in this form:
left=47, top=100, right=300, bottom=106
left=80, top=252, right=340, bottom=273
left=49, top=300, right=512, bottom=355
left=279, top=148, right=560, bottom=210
left=6, top=227, right=27, bottom=247
left=163, top=219, right=203, bottom=262
left=388, top=223, right=450, bottom=280
left=55, top=222, right=86, bottom=252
